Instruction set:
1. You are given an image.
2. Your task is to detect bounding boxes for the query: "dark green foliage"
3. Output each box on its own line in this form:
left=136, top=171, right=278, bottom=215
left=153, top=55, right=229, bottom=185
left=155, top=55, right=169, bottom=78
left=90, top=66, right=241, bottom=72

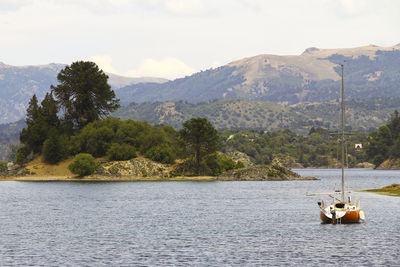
left=40, top=92, right=59, bottom=128
left=201, top=153, right=238, bottom=176
left=16, top=145, right=29, bottom=166
left=19, top=93, right=60, bottom=157
left=145, top=143, right=176, bottom=164
left=180, top=118, right=219, bottom=174
left=20, top=95, right=48, bottom=153
left=366, top=110, right=400, bottom=167
left=220, top=127, right=369, bottom=168
left=69, top=118, right=181, bottom=163
left=0, top=161, right=7, bottom=172
left=51, top=61, right=120, bottom=130
left=107, top=143, right=137, bottom=161
left=180, top=153, right=239, bottom=176
left=42, top=129, right=68, bottom=164
left=114, top=98, right=400, bottom=134
left=68, top=153, right=96, bottom=177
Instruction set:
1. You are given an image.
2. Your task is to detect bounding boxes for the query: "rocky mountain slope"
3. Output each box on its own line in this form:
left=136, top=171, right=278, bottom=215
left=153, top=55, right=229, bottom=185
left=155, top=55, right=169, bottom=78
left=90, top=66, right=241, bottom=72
left=0, top=62, right=167, bottom=124
left=117, top=44, right=400, bottom=104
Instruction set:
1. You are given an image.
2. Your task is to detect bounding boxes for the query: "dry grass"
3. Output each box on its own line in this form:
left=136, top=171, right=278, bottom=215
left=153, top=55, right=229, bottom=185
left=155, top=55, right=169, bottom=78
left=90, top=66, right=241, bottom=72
left=363, top=184, right=400, bottom=197
left=25, top=156, right=74, bottom=177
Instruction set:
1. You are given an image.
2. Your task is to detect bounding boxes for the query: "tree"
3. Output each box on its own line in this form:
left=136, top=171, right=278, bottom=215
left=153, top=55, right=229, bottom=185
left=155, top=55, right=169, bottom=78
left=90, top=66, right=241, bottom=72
left=51, top=61, right=120, bottom=130
left=179, top=118, right=219, bottom=174
left=42, top=129, right=68, bottom=164
left=107, top=143, right=137, bottom=161
left=68, top=153, right=96, bottom=177
left=366, top=125, right=393, bottom=167
left=40, top=92, right=59, bottom=128
left=0, top=161, right=7, bottom=172
left=20, top=94, right=48, bottom=154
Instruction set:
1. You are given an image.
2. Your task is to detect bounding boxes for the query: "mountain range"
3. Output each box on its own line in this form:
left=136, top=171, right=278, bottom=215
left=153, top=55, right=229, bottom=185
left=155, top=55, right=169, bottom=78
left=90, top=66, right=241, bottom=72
left=117, top=44, right=400, bottom=104
left=0, top=44, right=399, bottom=125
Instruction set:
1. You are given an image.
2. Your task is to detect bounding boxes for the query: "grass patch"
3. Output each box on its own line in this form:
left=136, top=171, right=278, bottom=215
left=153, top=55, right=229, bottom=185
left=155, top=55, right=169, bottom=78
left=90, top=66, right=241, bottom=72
left=363, top=183, right=400, bottom=197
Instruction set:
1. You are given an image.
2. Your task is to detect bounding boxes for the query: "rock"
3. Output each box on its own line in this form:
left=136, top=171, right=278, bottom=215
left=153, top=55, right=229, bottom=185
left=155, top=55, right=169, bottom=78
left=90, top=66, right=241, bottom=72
left=218, top=159, right=316, bottom=180
left=377, top=158, right=400, bottom=170
left=96, top=157, right=172, bottom=178
left=225, top=151, right=254, bottom=167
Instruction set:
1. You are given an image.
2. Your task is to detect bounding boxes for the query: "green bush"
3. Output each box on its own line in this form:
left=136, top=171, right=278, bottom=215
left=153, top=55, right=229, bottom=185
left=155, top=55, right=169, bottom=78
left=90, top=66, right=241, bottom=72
left=145, top=143, right=176, bottom=164
left=16, top=146, right=29, bottom=166
left=68, top=153, right=96, bottom=177
left=42, top=131, right=68, bottom=164
left=106, top=143, right=137, bottom=161
left=0, top=161, right=7, bottom=172
left=199, top=153, right=239, bottom=176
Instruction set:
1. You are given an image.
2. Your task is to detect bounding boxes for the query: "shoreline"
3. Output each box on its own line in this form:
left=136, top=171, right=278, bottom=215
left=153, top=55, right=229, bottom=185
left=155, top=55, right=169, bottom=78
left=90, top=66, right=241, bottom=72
left=0, top=175, right=317, bottom=182
left=361, top=184, right=400, bottom=197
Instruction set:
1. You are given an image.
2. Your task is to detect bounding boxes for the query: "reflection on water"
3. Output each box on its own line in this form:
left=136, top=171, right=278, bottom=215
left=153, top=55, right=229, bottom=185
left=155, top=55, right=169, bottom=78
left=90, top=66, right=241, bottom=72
left=0, top=169, right=399, bottom=266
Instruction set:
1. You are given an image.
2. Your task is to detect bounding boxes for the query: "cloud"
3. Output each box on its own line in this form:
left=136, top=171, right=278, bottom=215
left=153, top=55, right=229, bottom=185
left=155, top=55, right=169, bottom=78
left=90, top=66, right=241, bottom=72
left=0, top=0, right=32, bottom=12
left=163, top=0, right=205, bottom=15
left=89, top=55, right=118, bottom=73
left=337, top=0, right=367, bottom=16
left=125, top=57, right=196, bottom=79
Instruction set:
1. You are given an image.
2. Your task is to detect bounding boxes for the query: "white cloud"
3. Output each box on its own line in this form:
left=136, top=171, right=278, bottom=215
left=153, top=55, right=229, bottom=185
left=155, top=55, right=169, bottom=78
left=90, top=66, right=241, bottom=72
left=125, top=58, right=196, bottom=79
left=163, top=0, right=205, bottom=15
left=338, top=0, right=367, bottom=16
left=0, top=0, right=32, bottom=11
left=89, top=55, right=117, bottom=73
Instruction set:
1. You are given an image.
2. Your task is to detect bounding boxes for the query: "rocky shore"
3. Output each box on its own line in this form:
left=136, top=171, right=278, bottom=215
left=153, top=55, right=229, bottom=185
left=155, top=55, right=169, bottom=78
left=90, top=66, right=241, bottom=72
left=0, top=156, right=316, bottom=181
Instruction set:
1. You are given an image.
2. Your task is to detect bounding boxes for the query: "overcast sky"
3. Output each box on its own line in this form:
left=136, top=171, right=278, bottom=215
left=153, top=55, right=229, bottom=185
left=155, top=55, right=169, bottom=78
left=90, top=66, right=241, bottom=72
left=1, top=0, right=399, bottom=79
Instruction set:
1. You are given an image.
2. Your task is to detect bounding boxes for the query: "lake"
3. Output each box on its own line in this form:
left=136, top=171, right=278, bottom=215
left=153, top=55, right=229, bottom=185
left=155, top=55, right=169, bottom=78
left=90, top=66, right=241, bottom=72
left=0, top=169, right=399, bottom=266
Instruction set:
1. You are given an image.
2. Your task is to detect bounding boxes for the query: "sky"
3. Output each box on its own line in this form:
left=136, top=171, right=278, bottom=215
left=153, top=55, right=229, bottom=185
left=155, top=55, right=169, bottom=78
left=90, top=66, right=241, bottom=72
left=0, top=0, right=399, bottom=79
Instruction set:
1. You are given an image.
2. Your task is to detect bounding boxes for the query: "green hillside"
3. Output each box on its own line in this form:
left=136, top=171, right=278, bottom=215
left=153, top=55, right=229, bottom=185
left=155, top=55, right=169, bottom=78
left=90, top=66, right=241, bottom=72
left=114, top=98, right=400, bottom=133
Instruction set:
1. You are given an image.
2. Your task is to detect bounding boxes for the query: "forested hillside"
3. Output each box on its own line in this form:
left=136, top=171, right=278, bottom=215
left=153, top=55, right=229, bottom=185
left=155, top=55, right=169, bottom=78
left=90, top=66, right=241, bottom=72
left=114, top=98, right=400, bottom=133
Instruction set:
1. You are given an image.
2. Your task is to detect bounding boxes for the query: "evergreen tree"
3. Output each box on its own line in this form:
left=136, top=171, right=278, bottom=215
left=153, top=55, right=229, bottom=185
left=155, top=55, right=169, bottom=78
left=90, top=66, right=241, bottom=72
left=20, top=94, right=48, bottom=154
left=42, top=129, right=68, bottom=164
left=180, top=118, right=219, bottom=174
left=40, top=92, right=59, bottom=128
left=51, top=61, right=120, bottom=130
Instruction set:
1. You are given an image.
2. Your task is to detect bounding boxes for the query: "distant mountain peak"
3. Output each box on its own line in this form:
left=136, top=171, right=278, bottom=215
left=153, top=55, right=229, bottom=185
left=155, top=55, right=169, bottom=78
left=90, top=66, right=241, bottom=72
left=301, top=47, right=320, bottom=55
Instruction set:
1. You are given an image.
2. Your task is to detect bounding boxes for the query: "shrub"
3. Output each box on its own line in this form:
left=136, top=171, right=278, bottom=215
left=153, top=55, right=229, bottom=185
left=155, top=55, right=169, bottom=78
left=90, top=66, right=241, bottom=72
left=68, top=153, right=96, bottom=177
left=106, top=143, right=137, bottom=161
left=16, top=146, right=29, bottom=166
left=236, top=160, right=245, bottom=168
left=145, top=143, right=176, bottom=164
left=0, top=161, right=7, bottom=172
left=107, top=143, right=137, bottom=160
left=42, top=131, right=68, bottom=164
left=200, top=153, right=239, bottom=176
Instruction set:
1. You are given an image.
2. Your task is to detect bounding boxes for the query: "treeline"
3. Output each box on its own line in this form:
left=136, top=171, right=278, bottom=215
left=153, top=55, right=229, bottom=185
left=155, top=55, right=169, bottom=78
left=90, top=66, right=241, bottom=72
left=366, top=110, right=400, bottom=167
left=220, top=127, right=369, bottom=168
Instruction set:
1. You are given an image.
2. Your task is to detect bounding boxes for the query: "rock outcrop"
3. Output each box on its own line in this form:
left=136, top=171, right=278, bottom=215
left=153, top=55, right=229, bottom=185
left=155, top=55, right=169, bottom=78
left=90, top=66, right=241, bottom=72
left=96, top=157, right=173, bottom=178
left=218, top=158, right=317, bottom=180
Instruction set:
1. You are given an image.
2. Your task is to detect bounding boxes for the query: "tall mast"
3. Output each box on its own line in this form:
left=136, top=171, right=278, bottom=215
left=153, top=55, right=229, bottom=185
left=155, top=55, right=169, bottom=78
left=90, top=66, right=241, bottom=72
left=341, top=64, right=345, bottom=202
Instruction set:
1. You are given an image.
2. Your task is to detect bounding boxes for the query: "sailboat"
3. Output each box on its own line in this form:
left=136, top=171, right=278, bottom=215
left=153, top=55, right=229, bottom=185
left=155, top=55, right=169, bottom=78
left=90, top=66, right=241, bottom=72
left=317, top=64, right=365, bottom=224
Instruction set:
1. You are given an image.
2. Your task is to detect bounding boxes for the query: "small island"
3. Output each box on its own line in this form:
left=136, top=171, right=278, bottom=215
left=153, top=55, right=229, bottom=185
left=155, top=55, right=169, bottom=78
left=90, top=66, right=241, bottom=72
left=363, top=184, right=400, bottom=197
left=0, top=61, right=314, bottom=182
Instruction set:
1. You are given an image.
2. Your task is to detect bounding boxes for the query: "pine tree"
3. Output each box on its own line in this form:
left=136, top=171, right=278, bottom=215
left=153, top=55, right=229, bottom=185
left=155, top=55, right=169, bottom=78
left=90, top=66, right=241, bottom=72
left=20, top=94, right=48, bottom=153
left=40, top=92, right=59, bottom=128
left=180, top=118, right=219, bottom=174
left=51, top=61, right=120, bottom=130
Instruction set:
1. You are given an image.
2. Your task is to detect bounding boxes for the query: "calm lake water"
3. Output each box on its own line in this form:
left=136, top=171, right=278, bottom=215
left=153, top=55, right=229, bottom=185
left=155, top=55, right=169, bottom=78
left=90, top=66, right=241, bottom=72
left=0, top=169, right=399, bottom=266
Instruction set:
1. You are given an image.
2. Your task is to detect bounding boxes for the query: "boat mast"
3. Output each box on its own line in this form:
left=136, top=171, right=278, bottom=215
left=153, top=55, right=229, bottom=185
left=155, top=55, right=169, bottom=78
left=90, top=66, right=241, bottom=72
left=340, top=64, right=345, bottom=203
